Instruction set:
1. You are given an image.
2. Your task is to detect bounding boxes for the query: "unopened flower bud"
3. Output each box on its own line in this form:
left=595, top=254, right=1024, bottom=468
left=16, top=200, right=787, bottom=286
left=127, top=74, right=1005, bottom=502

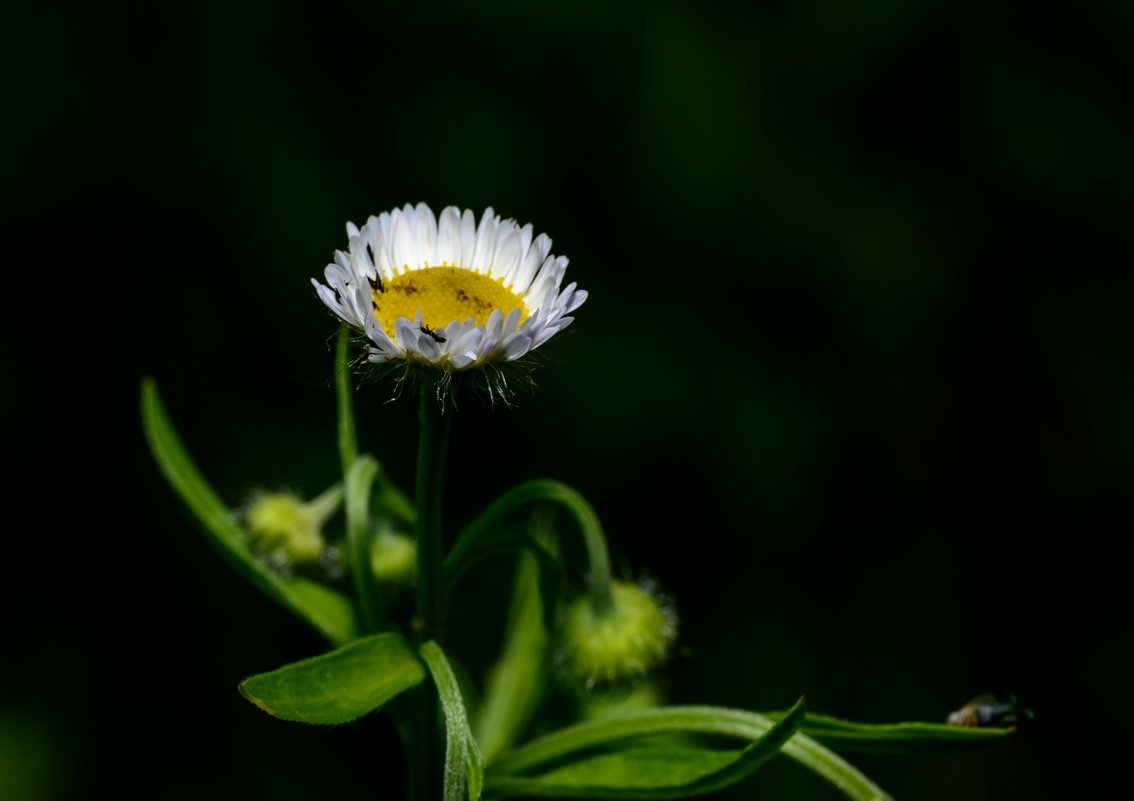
left=246, top=487, right=341, bottom=564
left=560, top=579, right=677, bottom=688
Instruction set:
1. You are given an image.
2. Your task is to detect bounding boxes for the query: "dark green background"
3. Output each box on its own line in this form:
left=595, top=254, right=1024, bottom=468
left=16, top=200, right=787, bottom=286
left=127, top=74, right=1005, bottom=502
left=6, top=0, right=1131, bottom=799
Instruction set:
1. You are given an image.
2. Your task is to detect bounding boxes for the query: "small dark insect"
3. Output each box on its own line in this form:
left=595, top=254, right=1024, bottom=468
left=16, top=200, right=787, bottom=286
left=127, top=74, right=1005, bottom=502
left=947, top=694, right=1033, bottom=727
left=419, top=324, right=447, bottom=343
left=368, top=273, right=383, bottom=292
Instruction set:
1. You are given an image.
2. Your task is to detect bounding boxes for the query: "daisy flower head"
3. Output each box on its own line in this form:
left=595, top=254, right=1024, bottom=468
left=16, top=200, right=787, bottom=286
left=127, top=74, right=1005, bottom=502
left=313, top=203, right=586, bottom=400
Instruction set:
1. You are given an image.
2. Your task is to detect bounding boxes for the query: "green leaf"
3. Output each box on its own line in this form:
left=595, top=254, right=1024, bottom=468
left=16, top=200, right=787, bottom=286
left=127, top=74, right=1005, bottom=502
left=486, top=699, right=805, bottom=799
left=420, top=641, right=485, bottom=801
left=140, top=378, right=357, bottom=645
left=475, top=543, right=551, bottom=762
left=489, top=705, right=890, bottom=801
left=779, top=735, right=892, bottom=801
left=239, top=633, right=424, bottom=724
left=773, top=711, right=1014, bottom=754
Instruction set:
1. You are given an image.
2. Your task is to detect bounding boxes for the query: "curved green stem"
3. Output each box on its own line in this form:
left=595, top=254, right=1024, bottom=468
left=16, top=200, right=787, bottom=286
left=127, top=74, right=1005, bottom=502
left=446, top=479, right=612, bottom=611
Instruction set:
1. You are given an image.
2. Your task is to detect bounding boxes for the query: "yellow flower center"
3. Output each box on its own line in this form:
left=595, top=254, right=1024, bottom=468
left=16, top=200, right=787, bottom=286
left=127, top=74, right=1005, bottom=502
left=372, top=266, right=528, bottom=339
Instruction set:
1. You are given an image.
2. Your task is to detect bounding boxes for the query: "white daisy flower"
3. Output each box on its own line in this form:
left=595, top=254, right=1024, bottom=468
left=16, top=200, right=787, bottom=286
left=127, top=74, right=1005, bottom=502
left=313, top=203, right=587, bottom=372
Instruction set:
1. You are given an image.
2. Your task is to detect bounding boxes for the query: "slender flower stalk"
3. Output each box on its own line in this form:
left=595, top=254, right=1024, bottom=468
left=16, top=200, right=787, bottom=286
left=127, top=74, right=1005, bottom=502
left=409, top=392, right=452, bottom=801
left=335, top=327, right=358, bottom=477
left=414, top=393, right=452, bottom=642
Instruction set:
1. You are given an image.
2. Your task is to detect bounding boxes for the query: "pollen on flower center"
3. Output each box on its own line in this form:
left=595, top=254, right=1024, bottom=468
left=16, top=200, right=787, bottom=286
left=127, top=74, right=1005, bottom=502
left=372, top=266, right=528, bottom=339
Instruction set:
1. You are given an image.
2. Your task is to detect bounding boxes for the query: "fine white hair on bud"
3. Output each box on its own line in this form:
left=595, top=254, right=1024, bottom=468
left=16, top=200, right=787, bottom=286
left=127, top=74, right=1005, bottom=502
left=558, top=578, right=678, bottom=689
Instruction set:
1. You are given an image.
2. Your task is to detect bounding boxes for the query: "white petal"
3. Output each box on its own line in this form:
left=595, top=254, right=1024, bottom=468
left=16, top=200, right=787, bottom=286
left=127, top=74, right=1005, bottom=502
left=450, top=352, right=477, bottom=370
left=413, top=202, right=438, bottom=263
left=565, top=287, right=587, bottom=313
left=491, top=229, right=521, bottom=280
left=394, top=317, right=419, bottom=348
left=313, top=281, right=345, bottom=317
left=364, top=318, right=396, bottom=350
left=346, top=221, right=360, bottom=238
left=506, top=243, right=537, bottom=292
left=526, top=256, right=567, bottom=310
left=347, top=285, right=373, bottom=325
left=349, top=235, right=377, bottom=281
left=501, top=333, right=532, bottom=360
left=436, top=206, right=462, bottom=265
left=458, top=209, right=477, bottom=265
left=484, top=308, right=504, bottom=344
left=448, top=326, right=483, bottom=355
left=394, top=211, right=421, bottom=270
left=470, top=209, right=497, bottom=273
left=416, top=332, right=442, bottom=361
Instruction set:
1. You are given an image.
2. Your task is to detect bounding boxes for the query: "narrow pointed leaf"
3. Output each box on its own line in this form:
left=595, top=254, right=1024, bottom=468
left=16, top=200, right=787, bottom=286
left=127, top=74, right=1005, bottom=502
left=766, top=710, right=1014, bottom=754
left=489, top=705, right=890, bottom=801
left=486, top=700, right=805, bottom=799
left=476, top=545, right=551, bottom=762
left=239, top=633, right=424, bottom=724
left=421, top=641, right=485, bottom=801
left=141, top=378, right=357, bottom=645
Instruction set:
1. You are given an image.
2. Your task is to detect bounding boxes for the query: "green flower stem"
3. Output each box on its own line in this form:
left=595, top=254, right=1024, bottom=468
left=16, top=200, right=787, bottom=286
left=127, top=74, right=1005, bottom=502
left=446, top=479, right=612, bottom=611
left=335, top=328, right=416, bottom=527
left=414, top=393, right=452, bottom=640
left=307, top=483, right=345, bottom=525
left=410, top=392, right=452, bottom=801
left=345, top=455, right=385, bottom=632
left=335, top=327, right=358, bottom=478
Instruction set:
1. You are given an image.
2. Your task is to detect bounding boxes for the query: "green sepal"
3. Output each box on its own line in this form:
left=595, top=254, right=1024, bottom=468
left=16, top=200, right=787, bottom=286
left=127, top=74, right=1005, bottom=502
left=140, top=378, right=357, bottom=645
left=239, top=633, right=425, bottom=724
left=486, top=699, right=805, bottom=799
